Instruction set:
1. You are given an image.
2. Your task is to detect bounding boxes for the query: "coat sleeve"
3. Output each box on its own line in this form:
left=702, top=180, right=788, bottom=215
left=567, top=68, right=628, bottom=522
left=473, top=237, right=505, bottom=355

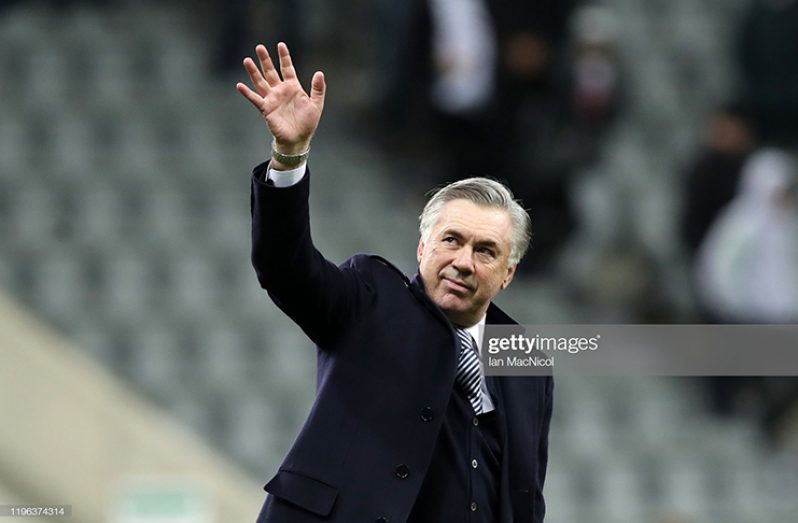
left=250, top=162, right=374, bottom=346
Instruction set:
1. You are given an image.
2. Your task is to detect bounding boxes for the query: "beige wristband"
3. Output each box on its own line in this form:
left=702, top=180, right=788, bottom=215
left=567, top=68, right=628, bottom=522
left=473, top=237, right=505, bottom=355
left=271, top=139, right=310, bottom=167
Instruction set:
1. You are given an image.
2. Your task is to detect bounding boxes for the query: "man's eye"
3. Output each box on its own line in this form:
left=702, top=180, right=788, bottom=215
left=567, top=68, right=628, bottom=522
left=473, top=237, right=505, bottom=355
left=477, top=247, right=495, bottom=256
left=443, top=237, right=457, bottom=244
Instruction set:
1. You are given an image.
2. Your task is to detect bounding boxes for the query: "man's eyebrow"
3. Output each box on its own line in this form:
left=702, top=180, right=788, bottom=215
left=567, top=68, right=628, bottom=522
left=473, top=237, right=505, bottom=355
left=441, top=228, right=502, bottom=250
left=440, top=228, right=465, bottom=239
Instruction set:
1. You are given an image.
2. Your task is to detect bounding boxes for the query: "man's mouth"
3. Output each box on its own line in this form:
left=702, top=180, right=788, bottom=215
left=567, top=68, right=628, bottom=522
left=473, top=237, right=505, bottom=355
left=442, top=277, right=471, bottom=293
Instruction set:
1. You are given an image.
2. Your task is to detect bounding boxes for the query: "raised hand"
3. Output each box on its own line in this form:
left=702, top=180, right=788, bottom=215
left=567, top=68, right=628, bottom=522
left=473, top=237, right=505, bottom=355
left=236, top=42, right=326, bottom=156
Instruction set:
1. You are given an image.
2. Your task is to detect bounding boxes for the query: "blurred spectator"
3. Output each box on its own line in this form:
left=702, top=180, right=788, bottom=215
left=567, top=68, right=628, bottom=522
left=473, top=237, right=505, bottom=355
left=490, top=0, right=577, bottom=163
left=425, top=0, right=501, bottom=179
left=681, top=105, right=755, bottom=258
left=735, top=0, right=798, bottom=146
left=373, top=0, right=575, bottom=174
left=565, top=5, right=623, bottom=136
left=508, top=3, right=624, bottom=273
left=693, top=148, right=798, bottom=444
left=694, top=148, right=798, bottom=323
left=426, top=0, right=577, bottom=182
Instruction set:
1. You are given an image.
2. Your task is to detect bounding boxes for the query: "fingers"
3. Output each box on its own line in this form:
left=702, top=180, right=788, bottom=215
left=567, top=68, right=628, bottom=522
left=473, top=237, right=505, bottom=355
left=235, top=82, right=265, bottom=110
left=256, top=44, right=281, bottom=86
left=238, top=42, right=308, bottom=112
left=243, top=57, right=271, bottom=97
left=277, top=42, right=297, bottom=80
left=310, top=71, right=326, bottom=108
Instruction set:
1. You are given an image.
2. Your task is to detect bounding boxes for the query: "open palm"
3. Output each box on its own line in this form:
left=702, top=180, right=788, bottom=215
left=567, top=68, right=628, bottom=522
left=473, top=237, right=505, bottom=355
left=236, top=43, right=326, bottom=153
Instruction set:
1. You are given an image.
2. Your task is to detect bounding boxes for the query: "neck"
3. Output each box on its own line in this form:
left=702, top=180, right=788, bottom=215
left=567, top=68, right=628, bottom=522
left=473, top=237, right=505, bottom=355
left=451, top=313, right=487, bottom=330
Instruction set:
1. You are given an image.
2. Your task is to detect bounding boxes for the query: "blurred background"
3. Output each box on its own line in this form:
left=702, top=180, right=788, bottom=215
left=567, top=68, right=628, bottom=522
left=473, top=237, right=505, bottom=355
left=1, top=0, right=798, bottom=521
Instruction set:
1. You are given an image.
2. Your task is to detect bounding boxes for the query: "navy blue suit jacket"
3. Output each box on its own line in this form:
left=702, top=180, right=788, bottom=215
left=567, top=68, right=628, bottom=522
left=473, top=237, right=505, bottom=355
left=251, top=163, right=553, bottom=523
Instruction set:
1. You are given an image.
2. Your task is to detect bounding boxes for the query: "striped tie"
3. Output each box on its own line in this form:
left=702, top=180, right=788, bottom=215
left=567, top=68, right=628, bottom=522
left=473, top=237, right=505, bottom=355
left=455, top=329, right=483, bottom=415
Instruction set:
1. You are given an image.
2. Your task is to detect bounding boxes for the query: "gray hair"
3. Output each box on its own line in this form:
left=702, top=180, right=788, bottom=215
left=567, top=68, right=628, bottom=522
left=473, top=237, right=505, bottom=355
left=419, top=177, right=532, bottom=266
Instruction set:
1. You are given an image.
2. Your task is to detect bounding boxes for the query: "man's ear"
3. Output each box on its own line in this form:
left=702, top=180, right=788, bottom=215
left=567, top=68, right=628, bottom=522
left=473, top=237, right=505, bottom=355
left=417, top=238, right=425, bottom=263
left=500, top=264, right=516, bottom=290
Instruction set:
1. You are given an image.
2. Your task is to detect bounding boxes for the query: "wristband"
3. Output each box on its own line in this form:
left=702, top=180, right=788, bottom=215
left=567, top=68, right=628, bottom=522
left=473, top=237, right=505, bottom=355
left=271, top=139, right=310, bottom=167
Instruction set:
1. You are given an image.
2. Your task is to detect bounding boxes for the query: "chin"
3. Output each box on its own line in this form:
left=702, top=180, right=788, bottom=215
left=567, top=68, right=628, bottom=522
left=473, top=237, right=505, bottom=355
left=437, top=299, right=473, bottom=320
left=433, top=291, right=465, bottom=308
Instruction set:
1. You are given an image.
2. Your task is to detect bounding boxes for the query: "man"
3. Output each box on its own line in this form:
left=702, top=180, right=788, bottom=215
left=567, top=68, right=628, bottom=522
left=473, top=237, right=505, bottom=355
left=236, top=42, right=553, bottom=523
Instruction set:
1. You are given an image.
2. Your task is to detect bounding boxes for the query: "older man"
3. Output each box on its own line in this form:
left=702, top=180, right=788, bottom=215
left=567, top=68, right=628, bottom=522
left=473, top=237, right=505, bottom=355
left=237, top=42, right=553, bottom=523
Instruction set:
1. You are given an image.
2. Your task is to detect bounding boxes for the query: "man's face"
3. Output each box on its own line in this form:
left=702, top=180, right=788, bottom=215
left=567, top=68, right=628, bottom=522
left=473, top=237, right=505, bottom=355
left=417, top=199, right=517, bottom=327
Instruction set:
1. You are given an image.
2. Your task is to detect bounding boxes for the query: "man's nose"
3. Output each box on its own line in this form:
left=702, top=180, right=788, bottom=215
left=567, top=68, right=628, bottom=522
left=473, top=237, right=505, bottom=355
left=451, top=246, right=475, bottom=274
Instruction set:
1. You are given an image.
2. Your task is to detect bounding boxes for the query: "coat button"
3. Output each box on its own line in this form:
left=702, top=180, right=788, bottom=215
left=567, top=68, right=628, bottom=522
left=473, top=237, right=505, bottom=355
left=472, top=417, right=480, bottom=426
left=420, top=407, right=434, bottom=422
left=376, top=518, right=388, bottom=523
left=471, top=459, right=478, bottom=469
left=470, top=501, right=478, bottom=511
left=395, top=464, right=410, bottom=479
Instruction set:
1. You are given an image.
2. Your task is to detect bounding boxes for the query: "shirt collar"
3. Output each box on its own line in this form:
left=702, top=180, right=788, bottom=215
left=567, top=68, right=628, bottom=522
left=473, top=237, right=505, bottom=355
left=463, top=315, right=486, bottom=356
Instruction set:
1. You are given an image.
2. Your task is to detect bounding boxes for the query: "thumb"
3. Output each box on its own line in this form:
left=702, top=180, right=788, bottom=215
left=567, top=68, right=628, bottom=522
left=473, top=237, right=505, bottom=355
left=310, top=71, right=326, bottom=108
